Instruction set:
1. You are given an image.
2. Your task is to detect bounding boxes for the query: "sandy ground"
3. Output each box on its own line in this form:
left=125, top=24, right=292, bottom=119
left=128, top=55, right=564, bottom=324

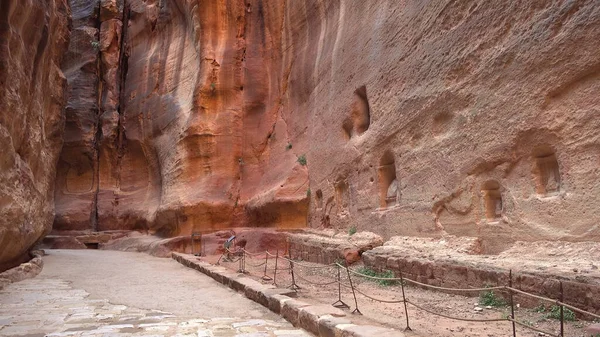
left=208, top=253, right=599, bottom=337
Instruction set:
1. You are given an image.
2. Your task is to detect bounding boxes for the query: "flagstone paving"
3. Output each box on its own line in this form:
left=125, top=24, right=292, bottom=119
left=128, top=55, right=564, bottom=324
left=0, top=250, right=310, bottom=337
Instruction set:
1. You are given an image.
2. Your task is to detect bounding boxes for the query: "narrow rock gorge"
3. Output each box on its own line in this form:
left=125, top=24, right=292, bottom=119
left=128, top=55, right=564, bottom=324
left=2, top=0, right=600, bottom=270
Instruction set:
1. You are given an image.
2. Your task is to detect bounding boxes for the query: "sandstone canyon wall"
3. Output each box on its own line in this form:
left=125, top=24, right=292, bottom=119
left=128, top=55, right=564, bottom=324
left=54, top=0, right=600, bottom=253
left=55, top=0, right=308, bottom=236
left=0, top=0, right=70, bottom=270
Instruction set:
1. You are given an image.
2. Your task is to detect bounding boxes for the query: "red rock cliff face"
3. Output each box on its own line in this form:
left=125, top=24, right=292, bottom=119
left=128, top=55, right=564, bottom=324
left=55, top=0, right=600, bottom=252
left=55, top=0, right=308, bottom=235
left=291, top=1, right=600, bottom=253
left=0, top=0, right=71, bottom=271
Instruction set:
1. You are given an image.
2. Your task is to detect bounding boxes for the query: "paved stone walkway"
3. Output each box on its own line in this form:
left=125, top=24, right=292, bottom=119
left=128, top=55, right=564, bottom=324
left=0, top=250, right=310, bottom=337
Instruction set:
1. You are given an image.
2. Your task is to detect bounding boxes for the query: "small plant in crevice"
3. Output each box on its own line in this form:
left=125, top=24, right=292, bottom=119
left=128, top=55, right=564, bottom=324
left=356, top=267, right=397, bottom=286
left=286, top=143, right=292, bottom=150
left=210, top=82, right=216, bottom=91
left=545, top=305, right=575, bottom=321
left=297, top=154, right=307, bottom=166
left=348, top=226, right=357, bottom=236
left=479, top=289, right=506, bottom=307
left=91, top=40, right=100, bottom=51
left=306, top=188, right=311, bottom=197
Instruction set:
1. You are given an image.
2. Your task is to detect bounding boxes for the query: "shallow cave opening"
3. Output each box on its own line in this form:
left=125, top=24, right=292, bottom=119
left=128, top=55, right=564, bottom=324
left=315, top=189, right=323, bottom=210
left=378, top=151, right=399, bottom=208
left=84, top=242, right=99, bottom=249
left=334, top=180, right=349, bottom=213
left=481, top=180, right=502, bottom=220
left=342, top=85, right=371, bottom=140
left=352, top=85, right=370, bottom=135
left=532, top=146, right=560, bottom=195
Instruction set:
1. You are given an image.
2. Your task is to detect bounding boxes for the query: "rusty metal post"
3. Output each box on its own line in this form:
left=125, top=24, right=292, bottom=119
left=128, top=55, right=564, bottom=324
left=399, top=269, right=411, bottom=331
left=344, top=262, right=362, bottom=315
left=262, top=251, right=272, bottom=281
left=288, top=250, right=300, bottom=291
left=272, top=250, right=279, bottom=286
left=560, top=281, right=564, bottom=337
left=509, top=270, right=516, bottom=337
left=332, top=264, right=350, bottom=309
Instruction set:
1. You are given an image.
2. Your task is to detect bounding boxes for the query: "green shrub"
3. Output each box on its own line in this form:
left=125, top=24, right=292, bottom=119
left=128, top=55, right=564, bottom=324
left=546, top=305, right=575, bottom=321
left=356, top=267, right=397, bottom=286
left=348, top=226, right=357, bottom=236
left=479, top=289, right=505, bottom=307
left=297, top=154, right=307, bottom=166
left=306, top=188, right=311, bottom=197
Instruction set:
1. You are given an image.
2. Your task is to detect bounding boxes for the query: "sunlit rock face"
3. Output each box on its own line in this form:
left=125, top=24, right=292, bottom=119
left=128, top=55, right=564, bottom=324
left=55, top=0, right=308, bottom=235
left=54, top=0, right=600, bottom=252
left=0, top=0, right=71, bottom=271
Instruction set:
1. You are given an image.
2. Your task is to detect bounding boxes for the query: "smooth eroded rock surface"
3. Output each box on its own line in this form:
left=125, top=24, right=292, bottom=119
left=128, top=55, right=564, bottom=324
left=0, top=0, right=70, bottom=271
left=53, top=1, right=600, bottom=251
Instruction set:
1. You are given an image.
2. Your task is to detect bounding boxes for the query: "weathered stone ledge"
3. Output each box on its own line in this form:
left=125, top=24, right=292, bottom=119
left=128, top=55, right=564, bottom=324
left=0, top=250, right=44, bottom=290
left=362, top=250, right=600, bottom=314
left=172, top=252, right=405, bottom=337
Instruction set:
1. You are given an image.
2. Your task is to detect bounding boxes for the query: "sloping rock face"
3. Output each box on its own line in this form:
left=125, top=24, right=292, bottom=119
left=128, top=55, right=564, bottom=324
left=299, top=1, right=600, bottom=253
left=55, top=1, right=600, bottom=252
left=0, top=0, right=71, bottom=271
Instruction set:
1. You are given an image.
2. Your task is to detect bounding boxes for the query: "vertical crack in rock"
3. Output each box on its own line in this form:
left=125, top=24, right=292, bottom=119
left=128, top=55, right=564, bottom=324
left=91, top=0, right=102, bottom=232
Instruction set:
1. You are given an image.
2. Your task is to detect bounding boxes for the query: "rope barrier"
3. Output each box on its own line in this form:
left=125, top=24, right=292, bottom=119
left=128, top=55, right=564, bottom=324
left=508, top=318, right=560, bottom=337
left=352, top=286, right=407, bottom=304
left=295, top=272, right=339, bottom=286
left=206, top=248, right=600, bottom=337
left=406, top=300, right=509, bottom=323
left=280, top=256, right=338, bottom=269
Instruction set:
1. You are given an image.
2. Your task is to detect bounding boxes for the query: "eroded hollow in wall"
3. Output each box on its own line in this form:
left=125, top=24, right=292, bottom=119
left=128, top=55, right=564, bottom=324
left=378, top=151, right=399, bottom=208
left=342, top=86, right=370, bottom=139
left=481, top=180, right=502, bottom=220
left=334, top=180, right=349, bottom=214
left=532, top=146, right=560, bottom=195
left=315, top=189, right=323, bottom=210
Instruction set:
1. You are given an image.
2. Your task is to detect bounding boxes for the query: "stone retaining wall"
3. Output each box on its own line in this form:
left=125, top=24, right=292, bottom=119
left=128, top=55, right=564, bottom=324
left=172, top=253, right=405, bottom=337
left=362, top=251, right=600, bottom=315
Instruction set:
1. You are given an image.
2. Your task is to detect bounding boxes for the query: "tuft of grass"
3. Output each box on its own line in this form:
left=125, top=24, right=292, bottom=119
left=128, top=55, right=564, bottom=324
left=297, top=154, right=307, bottom=166
left=479, top=289, right=506, bottom=307
left=356, top=267, right=397, bottom=286
left=210, top=82, right=216, bottom=90
left=91, top=40, right=100, bottom=50
left=348, top=226, right=357, bottom=236
left=306, top=188, right=311, bottom=197
left=286, top=143, right=292, bottom=150
left=545, top=305, right=576, bottom=321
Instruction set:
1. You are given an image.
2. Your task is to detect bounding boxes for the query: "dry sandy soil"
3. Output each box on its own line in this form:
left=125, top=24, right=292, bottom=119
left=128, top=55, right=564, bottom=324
left=206, top=253, right=599, bottom=337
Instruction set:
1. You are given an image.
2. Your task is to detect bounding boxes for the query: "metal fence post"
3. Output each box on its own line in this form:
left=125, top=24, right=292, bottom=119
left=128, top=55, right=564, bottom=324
left=509, top=270, right=516, bottom=337
left=288, top=251, right=300, bottom=291
left=560, top=281, right=564, bottom=337
left=262, top=251, right=272, bottom=281
left=399, top=269, right=411, bottom=331
left=273, top=250, right=279, bottom=286
left=344, top=262, right=362, bottom=315
left=332, top=264, right=350, bottom=309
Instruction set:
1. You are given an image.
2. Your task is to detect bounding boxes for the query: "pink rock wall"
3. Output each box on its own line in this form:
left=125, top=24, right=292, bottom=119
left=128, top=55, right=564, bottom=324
left=0, top=0, right=71, bottom=271
left=53, top=0, right=600, bottom=253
